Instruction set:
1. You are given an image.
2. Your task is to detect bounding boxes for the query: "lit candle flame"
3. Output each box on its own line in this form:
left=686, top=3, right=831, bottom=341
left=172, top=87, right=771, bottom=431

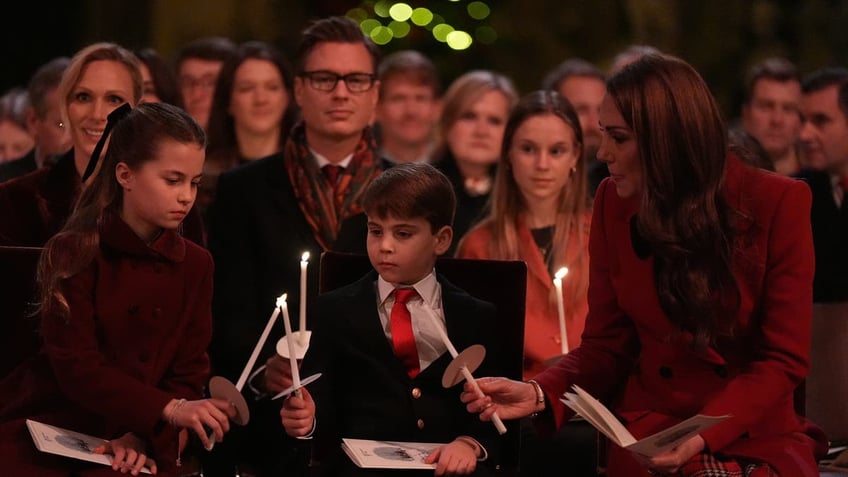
left=301, top=251, right=310, bottom=262
left=276, top=293, right=287, bottom=307
left=555, top=267, right=569, bottom=280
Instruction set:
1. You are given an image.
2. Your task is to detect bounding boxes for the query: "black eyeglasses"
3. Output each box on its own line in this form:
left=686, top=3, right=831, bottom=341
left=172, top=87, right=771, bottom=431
left=299, top=71, right=376, bottom=92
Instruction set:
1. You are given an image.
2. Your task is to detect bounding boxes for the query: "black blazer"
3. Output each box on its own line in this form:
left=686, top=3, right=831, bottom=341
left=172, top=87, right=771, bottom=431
left=206, top=152, right=369, bottom=382
left=796, top=168, right=848, bottom=302
left=304, top=271, right=503, bottom=476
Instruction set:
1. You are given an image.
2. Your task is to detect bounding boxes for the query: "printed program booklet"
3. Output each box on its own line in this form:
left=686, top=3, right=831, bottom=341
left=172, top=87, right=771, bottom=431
left=342, top=438, right=443, bottom=469
left=561, top=385, right=729, bottom=457
left=26, top=419, right=152, bottom=474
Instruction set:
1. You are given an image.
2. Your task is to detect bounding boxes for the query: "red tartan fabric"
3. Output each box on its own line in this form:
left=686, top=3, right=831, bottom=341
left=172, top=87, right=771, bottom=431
left=677, top=453, right=776, bottom=477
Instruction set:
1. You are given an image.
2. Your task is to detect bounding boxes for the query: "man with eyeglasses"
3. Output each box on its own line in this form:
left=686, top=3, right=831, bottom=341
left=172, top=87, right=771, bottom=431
left=205, top=16, right=384, bottom=476
left=173, top=36, right=236, bottom=130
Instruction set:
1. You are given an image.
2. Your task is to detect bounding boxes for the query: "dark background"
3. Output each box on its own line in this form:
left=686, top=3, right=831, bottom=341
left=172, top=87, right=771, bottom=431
left=3, top=0, right=848, bottom=120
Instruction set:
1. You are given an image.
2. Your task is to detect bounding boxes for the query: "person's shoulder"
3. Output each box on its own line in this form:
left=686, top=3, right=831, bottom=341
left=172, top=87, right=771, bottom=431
left=219, top=152, right=283, bottom=186
left=0, top=150, right=36, bottom=183
left=184, top=237, right=213, bottom=265
left=0, top=164, right=50, bottom=195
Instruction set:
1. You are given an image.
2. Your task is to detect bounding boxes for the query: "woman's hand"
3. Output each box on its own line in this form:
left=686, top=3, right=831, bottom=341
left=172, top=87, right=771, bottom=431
left=162, top=398, right=236, bottom=450
left=459, top=377, right=539, bottom=421
left=92, top=432, right=157, bottom=475
left=634, top=434, right=705, bottom=475
left=425, top=439, right=478, bottom=475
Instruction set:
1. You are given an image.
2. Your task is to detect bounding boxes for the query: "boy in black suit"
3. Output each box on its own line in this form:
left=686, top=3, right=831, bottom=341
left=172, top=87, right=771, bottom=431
left=282, top=163, right=502, bottom=476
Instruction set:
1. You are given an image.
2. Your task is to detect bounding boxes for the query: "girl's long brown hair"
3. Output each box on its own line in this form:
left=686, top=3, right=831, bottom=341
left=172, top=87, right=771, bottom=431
left=464, top=90, right=590, bottom=312
left=38, top=103, right=206, bottom=320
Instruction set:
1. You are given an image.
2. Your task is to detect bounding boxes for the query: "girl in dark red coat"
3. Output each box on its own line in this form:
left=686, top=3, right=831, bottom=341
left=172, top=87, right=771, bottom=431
left=462, top=54, right=828, bottom=476
left=0, top=102, right=235, bottom=476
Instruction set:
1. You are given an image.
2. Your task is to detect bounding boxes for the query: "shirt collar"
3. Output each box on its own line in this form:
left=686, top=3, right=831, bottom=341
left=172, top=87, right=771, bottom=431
left=310, top=147, right=354, bottom=169
left=377, top=270, right=438, bottom=305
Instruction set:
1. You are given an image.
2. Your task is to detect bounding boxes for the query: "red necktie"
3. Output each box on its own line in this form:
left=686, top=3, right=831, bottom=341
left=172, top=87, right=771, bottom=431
left=390, top=288, right=420, bottom=378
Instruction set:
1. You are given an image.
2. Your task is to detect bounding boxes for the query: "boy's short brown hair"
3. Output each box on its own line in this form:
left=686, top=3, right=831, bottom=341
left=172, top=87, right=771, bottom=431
left=363, top=163, right=455, bottom=233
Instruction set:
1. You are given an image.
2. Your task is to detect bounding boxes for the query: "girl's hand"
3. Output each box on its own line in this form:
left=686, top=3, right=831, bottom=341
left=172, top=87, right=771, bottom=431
left=162, top=398, right=236, bottom=449
left=92, top=432, right=157, bottom=475
left=424, top=438, right=478, bottom=476
left=281, top=387, right=315, bottom=437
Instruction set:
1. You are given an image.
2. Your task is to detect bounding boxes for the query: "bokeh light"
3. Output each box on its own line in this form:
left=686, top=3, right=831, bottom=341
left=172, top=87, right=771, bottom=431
left=388, top=20, right=411, bottom=38
left=432, top=23, right=455, bottom=42
left=370, top=25, right=394, bottom=45
left=410, top=7, right=433, bottom=26
left=360, top=18, right=381, bottom=35
left=389, top=3, right=413, bottom=22
left=475, top=25, right=498, bottom=44
left=346, top=7, right=369, bottom=23
left=446, top=30, right=473, bottom=50
left=374, top=0, right=391, bottom=18
left=467, top=2, right=491, bottom=20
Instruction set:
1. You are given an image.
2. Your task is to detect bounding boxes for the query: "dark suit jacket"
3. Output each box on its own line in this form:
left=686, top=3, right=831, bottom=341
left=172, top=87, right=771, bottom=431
left=206, top=152, right=369, bottom=383
left=303, top=271, right=503, bottom=476
left=535, top=157, right=826, bottom=476
left=794, top=168, right=848, bottom=302
left=0, top=148, right=37, bottom=183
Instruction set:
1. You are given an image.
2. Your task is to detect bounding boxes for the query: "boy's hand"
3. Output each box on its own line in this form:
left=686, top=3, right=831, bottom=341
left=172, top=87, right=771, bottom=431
left=281, top=387, right=315, bottom=437
left=163, top=398, right=236, bottom=449
left=425, top=439, right=478, bottom=476
left=264, top=354, right=295, bottom=394
left=93, top=432, right=157, bottom=475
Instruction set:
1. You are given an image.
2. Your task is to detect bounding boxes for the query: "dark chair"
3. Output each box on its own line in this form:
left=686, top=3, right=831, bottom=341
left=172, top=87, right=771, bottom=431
left=0, top=246, right=43, bottom=379
left=806, top=302, right=848, bottom=446
left=318, top=251, right=527, bottom=475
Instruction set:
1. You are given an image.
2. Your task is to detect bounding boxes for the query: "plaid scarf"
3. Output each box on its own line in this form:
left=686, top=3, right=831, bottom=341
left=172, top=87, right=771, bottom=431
left=676, top=453, right=775, bottom=477
left=284, top=122, right=382, bottom=250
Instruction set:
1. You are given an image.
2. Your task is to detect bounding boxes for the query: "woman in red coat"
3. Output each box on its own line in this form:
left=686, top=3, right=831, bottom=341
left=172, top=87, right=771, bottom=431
left=0, top=102, right=235, bottom=476
left=463, top=54, right=828, bottom=476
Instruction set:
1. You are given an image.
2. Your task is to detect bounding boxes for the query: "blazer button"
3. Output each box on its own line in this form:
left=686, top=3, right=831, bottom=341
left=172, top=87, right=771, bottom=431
left=659, top=366, right=673, bottom=379
left=411, top=388, right=421, bottom=399
left=714, top=365, right=728, bottom=378
left=417, top=419, right=424, bottom=429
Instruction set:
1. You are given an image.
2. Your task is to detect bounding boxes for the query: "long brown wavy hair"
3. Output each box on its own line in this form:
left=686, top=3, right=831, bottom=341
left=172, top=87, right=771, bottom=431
left=38, top=103, right=206, bottom=320
left=463, top=90, right=589, bottom=310
left=607, top=54, right=740, bottom=348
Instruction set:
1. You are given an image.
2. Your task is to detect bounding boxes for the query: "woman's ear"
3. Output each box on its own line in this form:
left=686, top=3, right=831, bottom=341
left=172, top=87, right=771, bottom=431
left=115, top=162, right=133, bottom=190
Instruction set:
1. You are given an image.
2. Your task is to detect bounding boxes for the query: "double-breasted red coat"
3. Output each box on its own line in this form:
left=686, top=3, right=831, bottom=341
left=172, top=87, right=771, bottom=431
left=0, top=214, right=213, bottom=476
left=534, top=157, right=828, bottom=476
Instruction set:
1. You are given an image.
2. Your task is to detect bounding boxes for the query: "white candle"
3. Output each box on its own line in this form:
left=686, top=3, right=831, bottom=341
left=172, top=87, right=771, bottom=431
left=280, top=294, right=302, bottom=394
left=553, top=267, right=569, bottom=354
left=420, top=302, right=507, bottom=434
left=299, top=251, right=310, bottom=345
left=236, top=294, right=285, bottom=391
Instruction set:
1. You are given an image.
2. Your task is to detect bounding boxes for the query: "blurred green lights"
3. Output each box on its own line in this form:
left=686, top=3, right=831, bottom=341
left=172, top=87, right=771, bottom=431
left=432, top=23, right=454, bottom=42
left=388, top=20, right=411, bottom=38
left=446, top=30, right=473, bottom=50
left=360, top=18, right=382, bottom=35
left=410, top=8, right=433, bottom=26
left=350, top=1, right=497, bottom=48
left=374, top=0, right=391, bottom=18
left=370, top=25, right=394, bottom=45
left=467, top=2, right=491, bottom=20
left=389, top=3, right=413, bottom=22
